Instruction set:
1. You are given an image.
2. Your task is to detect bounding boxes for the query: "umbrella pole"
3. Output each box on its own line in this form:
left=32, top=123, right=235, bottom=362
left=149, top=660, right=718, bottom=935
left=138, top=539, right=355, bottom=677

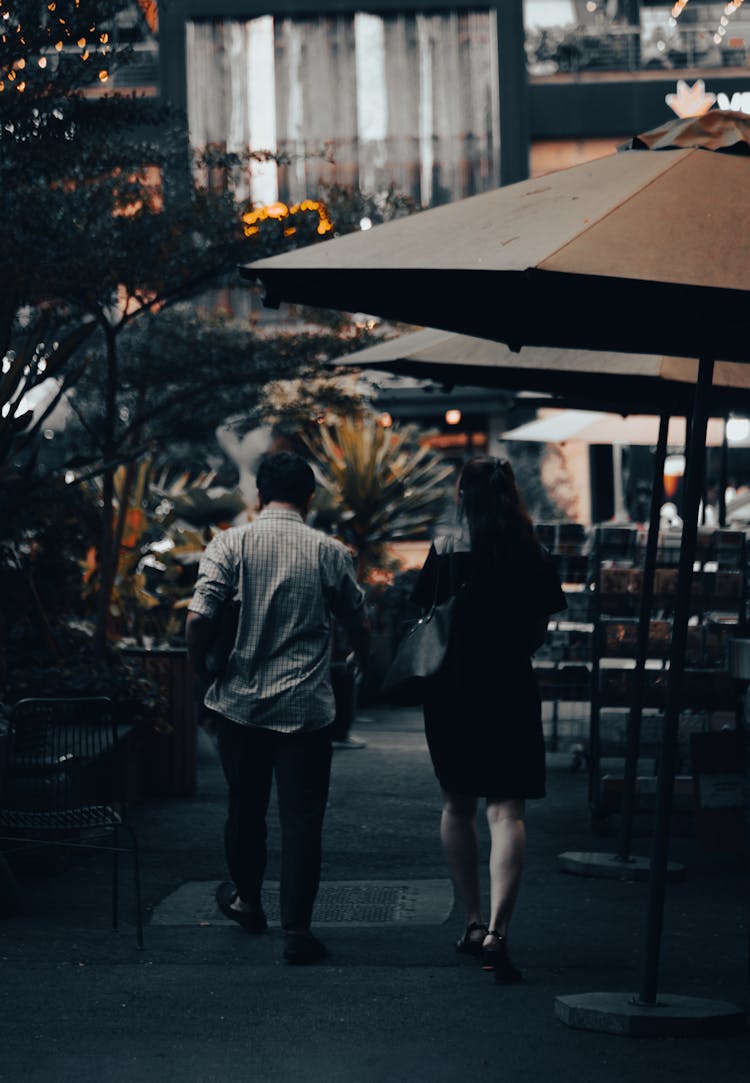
left=718, top=420, right=728, bottom=528
left=616, top=413, right=669, bottom=863
left=637, top=355, right=714, bottom=1007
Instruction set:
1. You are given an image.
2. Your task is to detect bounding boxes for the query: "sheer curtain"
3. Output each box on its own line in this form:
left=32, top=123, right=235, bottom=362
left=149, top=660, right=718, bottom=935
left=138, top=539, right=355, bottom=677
left=185, top=10, right=500, bottom=209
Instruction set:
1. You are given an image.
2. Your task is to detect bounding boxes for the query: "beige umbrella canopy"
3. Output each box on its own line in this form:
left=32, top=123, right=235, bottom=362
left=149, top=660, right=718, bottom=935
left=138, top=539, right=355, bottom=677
left=243, top=113, right=750, bottom=363
left=333, top=328, right=750, bottom=414
left=631, top=108, right=750, bottom=151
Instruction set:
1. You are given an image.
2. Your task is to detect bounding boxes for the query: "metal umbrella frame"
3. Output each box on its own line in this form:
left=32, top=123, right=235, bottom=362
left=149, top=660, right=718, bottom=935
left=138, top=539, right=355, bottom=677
left=242, top=113, right=750, bottom=1030
left=334, top=330, right=750, bottom=868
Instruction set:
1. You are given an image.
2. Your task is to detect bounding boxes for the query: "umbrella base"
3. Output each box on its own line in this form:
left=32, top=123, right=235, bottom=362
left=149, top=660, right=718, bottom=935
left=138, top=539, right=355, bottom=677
left=554, top=992, right=746, bottom=1038
left=557, top=851, right=685, bottom=882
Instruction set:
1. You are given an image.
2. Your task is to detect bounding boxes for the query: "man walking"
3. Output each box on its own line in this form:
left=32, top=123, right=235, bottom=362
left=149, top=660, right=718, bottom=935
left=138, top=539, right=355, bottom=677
left=186, top=452, right=370, bottom=964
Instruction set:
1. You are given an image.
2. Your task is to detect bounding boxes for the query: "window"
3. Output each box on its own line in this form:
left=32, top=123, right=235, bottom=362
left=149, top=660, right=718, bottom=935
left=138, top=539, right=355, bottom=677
left=186, top=10, right=500, bottom=209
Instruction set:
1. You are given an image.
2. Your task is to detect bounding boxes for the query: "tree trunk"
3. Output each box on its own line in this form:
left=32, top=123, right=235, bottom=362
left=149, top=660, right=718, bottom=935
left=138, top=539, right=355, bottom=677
left=94, top=320, right=119, bottom=658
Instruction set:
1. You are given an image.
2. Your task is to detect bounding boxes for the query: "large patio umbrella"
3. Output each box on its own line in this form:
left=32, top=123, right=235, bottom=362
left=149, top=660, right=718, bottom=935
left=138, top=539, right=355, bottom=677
left=246, top=120, right=750, bottom=364
left=500, top=409, right=731, bottom=446
left=335, top=327, right=750, bottom=876
left=241, top=113, right=750, bottom=1033
left=335, top=328, right=750, bottom=415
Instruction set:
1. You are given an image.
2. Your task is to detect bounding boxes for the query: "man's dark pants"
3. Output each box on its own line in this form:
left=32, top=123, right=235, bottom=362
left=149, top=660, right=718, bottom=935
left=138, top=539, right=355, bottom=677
left=216, top=717, right=333, bottom=930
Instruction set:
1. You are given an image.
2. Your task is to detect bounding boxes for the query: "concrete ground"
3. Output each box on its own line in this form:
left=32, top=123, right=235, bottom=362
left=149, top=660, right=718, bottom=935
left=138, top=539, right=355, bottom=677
left=0, top=707, right=748, bottom=1082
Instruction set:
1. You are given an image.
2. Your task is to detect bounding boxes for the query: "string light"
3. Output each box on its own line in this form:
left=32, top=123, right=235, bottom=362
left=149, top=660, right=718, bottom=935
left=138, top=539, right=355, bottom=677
left=714, top=0, right=746, bottom=45
left=241, top=199, right=334, bottom=238
left=1, top=6, right=115, bottom=96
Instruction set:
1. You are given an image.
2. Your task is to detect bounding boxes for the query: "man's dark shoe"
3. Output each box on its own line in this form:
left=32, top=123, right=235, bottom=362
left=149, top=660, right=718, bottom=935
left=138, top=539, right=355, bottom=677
left=216, top=881, right=268, bottom=933
left=283, top=930, right=328, bottom=965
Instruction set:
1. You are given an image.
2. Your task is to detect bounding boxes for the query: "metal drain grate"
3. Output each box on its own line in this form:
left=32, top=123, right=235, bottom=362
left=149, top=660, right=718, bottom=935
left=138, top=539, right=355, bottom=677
left=151, top=879, right=453, bottom=927
left=269, top=882, right=404, bottom=923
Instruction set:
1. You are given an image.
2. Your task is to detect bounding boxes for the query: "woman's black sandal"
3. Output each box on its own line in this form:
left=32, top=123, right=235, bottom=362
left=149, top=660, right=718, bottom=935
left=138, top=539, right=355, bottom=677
left=455, top=921, right=488, bottom=956
left=480, top=929, right=523, bottom=983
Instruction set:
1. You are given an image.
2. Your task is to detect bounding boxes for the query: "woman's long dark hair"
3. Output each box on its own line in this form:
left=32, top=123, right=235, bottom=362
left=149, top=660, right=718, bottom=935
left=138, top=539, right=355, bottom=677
left=458, top=456, right=539, bottom=569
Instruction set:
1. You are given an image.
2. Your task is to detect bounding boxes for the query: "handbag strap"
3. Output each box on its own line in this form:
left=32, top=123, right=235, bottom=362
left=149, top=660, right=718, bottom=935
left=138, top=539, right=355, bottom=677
left=426, top=535, right=456, bottom=615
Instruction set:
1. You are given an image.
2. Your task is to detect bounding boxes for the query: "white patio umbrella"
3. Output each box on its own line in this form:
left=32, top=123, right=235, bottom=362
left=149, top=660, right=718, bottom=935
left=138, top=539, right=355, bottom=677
left=500, top=409, right=734, bottom=446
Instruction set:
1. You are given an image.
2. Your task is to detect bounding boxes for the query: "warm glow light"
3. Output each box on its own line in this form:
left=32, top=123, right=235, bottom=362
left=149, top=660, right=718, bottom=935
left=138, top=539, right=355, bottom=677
left=38, top=56, right=47, bottom=67
left=98, top=69, right=108, bottom=82
left=378, top=412, right=393, bottom=428
left=445, top=409, right=462, bottom=426
left=55, top=40, right=63, bottom=50
left=242, top=198, right=333, bottom=238
left=665, top=79, right=716, bottom=118
left=663, top=454, right=685, bottom=498
left=77, top=37, right=86, bottom=47
left=726, top=417, right=750, bottom=443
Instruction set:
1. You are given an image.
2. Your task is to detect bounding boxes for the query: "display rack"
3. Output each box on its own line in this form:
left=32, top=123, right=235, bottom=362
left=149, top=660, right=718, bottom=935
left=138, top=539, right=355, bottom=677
left=534, top=523, right=594, bottom=765
left=587, top=524, right=746, bottom=831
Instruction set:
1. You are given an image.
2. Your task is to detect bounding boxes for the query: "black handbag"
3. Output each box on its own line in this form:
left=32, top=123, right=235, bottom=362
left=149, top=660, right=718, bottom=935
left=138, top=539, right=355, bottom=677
left=382, top=537, right=457, bottom=702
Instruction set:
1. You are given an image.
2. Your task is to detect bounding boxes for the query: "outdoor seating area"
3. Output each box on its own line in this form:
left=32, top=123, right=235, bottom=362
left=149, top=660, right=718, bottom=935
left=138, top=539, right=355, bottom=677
left=3, top=1, right=750, bottom=1074
left=0, top=697, right=143, bottom=947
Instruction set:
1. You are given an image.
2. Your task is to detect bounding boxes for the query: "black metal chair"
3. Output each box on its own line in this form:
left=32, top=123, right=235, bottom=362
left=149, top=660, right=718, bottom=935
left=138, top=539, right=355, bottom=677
left=0, top=697, right=143, bottom=947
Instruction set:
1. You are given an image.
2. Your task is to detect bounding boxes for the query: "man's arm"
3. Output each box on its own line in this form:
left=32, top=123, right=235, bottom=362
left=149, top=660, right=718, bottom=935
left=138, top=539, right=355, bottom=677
left=186, top=611, right=217, bottom=680
left=186, top=531, right=235, bottom=679
left=347, top=615, right=372, bottom=677
left=326, top=541, right=371, bottom=674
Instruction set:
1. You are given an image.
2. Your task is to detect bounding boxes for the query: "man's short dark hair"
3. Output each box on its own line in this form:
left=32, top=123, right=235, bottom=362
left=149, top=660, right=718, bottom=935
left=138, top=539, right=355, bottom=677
left=257, top=452, right=316, bottom=507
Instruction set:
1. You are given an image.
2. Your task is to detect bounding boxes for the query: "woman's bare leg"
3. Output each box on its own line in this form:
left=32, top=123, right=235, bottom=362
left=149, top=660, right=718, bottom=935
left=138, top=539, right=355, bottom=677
left=440, top=791, right=484, bottom=933
left=483, top=798, right=526, bottom=944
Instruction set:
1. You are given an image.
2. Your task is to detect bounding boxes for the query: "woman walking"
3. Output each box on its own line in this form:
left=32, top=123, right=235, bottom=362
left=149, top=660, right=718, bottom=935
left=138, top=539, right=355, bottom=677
left=412, top=457, right=565, bottom=981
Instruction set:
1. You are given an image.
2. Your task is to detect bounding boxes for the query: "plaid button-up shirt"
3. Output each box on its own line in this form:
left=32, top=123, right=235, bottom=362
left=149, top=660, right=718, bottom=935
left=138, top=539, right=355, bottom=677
left=188, top=509, right=366, bottom=733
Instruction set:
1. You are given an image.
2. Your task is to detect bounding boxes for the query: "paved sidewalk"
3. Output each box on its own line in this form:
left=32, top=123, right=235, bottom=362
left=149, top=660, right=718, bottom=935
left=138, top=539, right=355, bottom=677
left=0, top=707, right=748, bottom=1082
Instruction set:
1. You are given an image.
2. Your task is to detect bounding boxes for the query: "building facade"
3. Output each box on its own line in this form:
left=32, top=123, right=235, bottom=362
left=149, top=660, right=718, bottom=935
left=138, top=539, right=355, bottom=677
left=151, top=1, right=750, bottom=199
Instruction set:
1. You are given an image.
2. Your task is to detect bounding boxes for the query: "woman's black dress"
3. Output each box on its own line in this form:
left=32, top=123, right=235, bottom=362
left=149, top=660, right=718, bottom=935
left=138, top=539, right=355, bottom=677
left=413, top=536, right=566, bottom=799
